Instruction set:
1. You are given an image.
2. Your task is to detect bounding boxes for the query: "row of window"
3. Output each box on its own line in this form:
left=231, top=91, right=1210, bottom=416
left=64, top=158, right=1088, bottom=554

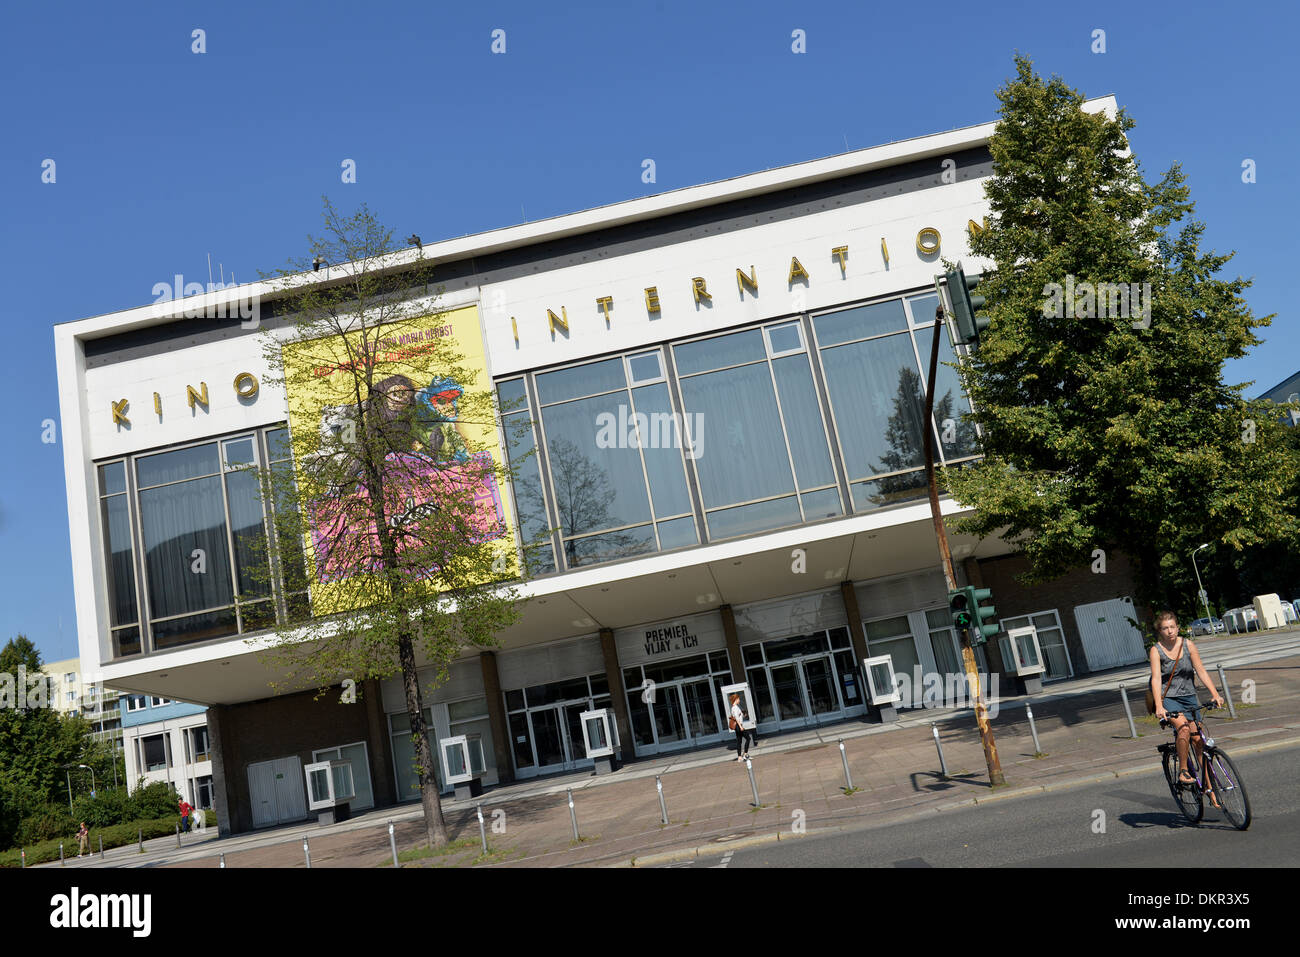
left=94, top=291, right=979, bottom=659
left=97, top=426, right=306, bottom=658
left=134, top=725, right=211, bottom=772
left=501, top=290, right=978, bottom=573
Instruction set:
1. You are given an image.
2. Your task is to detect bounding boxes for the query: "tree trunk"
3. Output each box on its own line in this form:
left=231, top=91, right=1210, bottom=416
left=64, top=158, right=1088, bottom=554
left=399, top=631, right=447, bottom=848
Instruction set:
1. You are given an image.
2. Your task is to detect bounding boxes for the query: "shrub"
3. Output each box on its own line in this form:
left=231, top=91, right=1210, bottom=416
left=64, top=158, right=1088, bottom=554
left=0, top=815, right=180, bottom=867
left=15, top=805, right=76, bottom=846
left=71, top=788, right=130, bottom=829
left=126, top=780, right=180, bottom=820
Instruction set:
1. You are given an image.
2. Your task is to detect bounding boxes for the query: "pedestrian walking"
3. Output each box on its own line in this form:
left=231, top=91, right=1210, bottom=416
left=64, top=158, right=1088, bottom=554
left=76, top=821, right=89, bottom=857
left=729, top=693, right=754, bottom=762
left=179, top=797, right=193, bottom=833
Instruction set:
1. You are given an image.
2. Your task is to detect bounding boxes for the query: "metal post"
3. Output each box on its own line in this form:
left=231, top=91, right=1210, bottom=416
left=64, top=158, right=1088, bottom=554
left=59, top=843, right=65, bottom=866
left=1025, top=703, right=1042, bottom=755
left=99, top=835, right=104, bottom=859
left=20, top=849, right=25, bottom=868
left=566, top=789, right=579, bottom=841
left=138, top=828, right=143, bottom=852
left=1119, top=684, right=1138, bottom=739
left=65, top=770, right=73, bottom=814
left=303, top=837, right=311, bottom=868
left=656, top=776, right=669, bottom=825
left=175, top=824, right=181, bottom=848
left=475, top=805, right=488, bottom=854
left=745, top=757, right=760, bottom=806
left=838, top=739, right=854, bottom=790
left=390, top=819, right=401, bottom=866
left=932, top=723, right=949, bottom=779
left=1216, top=663, right=1237, bottom=719
left=219, top=853, right=226, bottom=868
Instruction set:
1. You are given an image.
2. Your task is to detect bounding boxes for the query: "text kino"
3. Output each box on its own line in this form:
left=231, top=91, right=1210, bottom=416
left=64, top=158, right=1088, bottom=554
left=644, top=623, right=699, bottom=657
left=111, top=372, right=260, bottom=426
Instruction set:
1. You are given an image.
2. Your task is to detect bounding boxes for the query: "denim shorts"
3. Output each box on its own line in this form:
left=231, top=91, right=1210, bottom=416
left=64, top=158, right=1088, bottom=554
left=1162, top=693, right=1202, bottom=725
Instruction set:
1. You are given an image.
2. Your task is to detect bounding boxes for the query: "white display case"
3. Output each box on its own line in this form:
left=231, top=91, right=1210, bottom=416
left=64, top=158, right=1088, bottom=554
left=1000, top=626, right=1046, bottom=677
left=579, top=709, right=617, bottom=759
left=440, top=733, right=486, bottom=785
left=862, top=655, right=902, bottom=705
left=304, top=759, right=356, bottom=812
left=719, top=682, right=756, bottom=730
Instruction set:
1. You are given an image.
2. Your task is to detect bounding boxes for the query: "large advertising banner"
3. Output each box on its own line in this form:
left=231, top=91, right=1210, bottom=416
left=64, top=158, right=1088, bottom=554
left=281, top=304, right=513, bottom=608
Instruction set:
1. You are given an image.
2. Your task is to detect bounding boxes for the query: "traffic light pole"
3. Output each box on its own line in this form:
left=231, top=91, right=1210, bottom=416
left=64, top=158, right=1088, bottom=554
left=922, top=302, right=1005, bottom=787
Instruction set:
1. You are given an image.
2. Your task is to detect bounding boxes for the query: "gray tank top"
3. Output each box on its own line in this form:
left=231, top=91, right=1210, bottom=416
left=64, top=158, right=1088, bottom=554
left=1158, top=640, right=1196, bottom=698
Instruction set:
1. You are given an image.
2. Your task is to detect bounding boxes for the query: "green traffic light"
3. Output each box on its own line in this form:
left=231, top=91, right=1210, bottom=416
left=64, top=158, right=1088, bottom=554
left=945, top=266, right=986, bottom=347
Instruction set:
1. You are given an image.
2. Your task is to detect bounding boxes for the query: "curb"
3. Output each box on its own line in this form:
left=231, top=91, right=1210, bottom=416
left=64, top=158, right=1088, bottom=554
left=619, top=733, right=1300, bottom=867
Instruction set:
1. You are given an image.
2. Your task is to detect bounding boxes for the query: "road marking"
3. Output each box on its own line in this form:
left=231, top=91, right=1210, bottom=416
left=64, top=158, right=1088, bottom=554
left=713, top=851, right=735, bottom=868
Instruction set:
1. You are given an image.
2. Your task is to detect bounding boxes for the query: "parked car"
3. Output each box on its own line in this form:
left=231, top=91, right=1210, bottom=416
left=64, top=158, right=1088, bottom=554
left=1189, top=617, right=1226, bottom=636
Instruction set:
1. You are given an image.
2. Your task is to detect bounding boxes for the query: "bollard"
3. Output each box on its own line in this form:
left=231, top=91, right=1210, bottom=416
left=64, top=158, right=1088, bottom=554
left=219, top=853, right=226, bottom=868
left=932, top=723, right=949, bottom=779
left=99, top=835, right=104, bottom=860
left=138, top=828, right=143, bottom=853
left=745, top=757, right=760, bottom=807
left=1216, top=663, right=1237, bottom=719
left=1026, top=703, right=1043, bottom=755
left=656, top=776, right=669, bottom=825
left=303, top=837, right=311, bottom=868
left=59, top=843, right=65, bottom=866
left=390, top=819, right=401, bottom=867
left=566, top=789, right=579, bottom=841
left=1119, top=684, right=1138, bottom=739
left=175, top=824, right=181, bottom=848
left=838, top=739, right=854, bottom=791
left=20, top=849, right=25, bottom=868
left=475, top=805, right=488, bottom=855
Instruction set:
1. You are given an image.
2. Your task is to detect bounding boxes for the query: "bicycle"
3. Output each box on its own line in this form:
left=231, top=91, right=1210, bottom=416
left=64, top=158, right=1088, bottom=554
left=1157, top=706, right=1251, bottom=830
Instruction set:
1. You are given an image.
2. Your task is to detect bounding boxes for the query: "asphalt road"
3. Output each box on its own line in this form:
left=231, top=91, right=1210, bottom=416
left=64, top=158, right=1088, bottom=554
left=682, top=742, right=1298, bottom=868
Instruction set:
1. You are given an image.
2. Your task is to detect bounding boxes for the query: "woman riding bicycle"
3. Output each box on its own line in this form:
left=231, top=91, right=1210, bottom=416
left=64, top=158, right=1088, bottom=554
left=1150, top=611, right=1224, bottom=792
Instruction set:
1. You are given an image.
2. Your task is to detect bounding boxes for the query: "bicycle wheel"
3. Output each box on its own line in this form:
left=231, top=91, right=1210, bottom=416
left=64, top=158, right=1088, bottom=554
left=1204, top=748, right=1252, bottom=831
left=1162, top=747, right=1203, bottom=824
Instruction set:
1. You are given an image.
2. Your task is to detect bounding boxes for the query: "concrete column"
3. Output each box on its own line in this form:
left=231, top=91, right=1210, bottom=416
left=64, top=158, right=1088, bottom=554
left=362, top=678, right=395, bottom=808
left=720, top=604, right=744, bottom=682
left=599, top=628, right=634, bottom=763
left=479, top=651, right=514, bottom=784
left=839, top=580, right=869, bottom=663
left=205, top=704, right=239, bottom=837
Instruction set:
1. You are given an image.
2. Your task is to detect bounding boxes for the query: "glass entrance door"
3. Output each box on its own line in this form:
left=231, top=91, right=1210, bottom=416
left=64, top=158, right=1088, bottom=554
left=562, top=703, right=591, bottom=762
left=770, top=663, right=805, bottom=724
left=681, top=678, right=720, bottom=739
left=530, top=708, right=566, bottom=769
left=799, top=656, right=839, bottom=717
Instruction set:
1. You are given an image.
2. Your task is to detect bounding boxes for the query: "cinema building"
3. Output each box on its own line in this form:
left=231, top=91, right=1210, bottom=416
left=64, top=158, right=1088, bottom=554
left=56, top=97, right=1148, bottom=835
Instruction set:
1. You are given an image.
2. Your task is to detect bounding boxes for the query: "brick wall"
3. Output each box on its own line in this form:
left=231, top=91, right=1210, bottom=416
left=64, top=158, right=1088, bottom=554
left=973, top=551, right=1143, bottom=677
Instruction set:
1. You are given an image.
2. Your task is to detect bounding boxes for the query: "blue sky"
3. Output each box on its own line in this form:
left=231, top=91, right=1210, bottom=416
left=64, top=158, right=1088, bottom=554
left=2, top=0, right=1295, bottom=664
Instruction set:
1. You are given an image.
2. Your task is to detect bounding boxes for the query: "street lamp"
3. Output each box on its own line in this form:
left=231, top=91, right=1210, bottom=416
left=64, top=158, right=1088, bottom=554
left=1192, top=543, right=1213, bottom=630
left=78, top=764, right=96, bottom=799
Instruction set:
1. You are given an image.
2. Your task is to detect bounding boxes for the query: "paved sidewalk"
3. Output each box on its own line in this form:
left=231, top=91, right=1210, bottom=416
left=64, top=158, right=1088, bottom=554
left=52, top=633, right=1300, bottom=869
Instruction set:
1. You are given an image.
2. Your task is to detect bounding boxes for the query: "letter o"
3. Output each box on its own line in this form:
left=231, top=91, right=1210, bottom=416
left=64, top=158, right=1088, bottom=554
left=234, top=372, right=259, bottom=399
left=916, top=227, right=941, bottom=256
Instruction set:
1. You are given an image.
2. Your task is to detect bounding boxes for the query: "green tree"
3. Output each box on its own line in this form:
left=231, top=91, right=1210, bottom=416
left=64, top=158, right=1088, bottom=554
left=0, top=636, right=88, bottom=845
left=249, top=199, right=530, bottom=848
left=945, top=56, right=1300, bottom=620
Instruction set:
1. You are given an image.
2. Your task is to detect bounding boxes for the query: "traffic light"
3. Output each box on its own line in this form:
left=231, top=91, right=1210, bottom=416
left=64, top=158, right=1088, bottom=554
left=949, top=589, right=972, bottom=630
left=970, top=586, right=998, bottom=644
left=945, top=265, right=988, bottom=347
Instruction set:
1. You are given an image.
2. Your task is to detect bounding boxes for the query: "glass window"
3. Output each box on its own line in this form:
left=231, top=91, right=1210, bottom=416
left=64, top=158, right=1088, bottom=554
left=813, top=299, right=908, bottom=347
left=266, top=428, right=292, bottom=462
left=502, top=410, right=557, bottom=576
left=535, top=358, right=626, bottom=405
left=627, top=351, right=664, bottom=384
left=98, top=462, right=126, bottom=495
left=542, top=393, right=653, bottom=533
left=851, top=472, right=929, bottom=511
left=766, top=322, right=804, bottom=356
left=679, top=363, right=794, bottom=508
left=630, top=383, right=692, bottom=518
left=448, top=697, right=487, bottom=722
left=136, top=443, right=220, bottom=489
left=223, top=437, right=256, bottom=468
left=821, top=332, right=927, bottom=481
left=673, top=329, right=766, bottom=376
left=140, top=734, right=168, bottom=771
left=771, top=354, right=835, bottom=491
left=496, top=378, right=528, bottom=411
left=126, top=694, right=146, bottom=712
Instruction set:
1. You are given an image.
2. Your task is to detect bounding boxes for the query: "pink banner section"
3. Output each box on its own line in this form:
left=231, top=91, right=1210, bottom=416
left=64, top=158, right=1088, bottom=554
left=309, top=451, right=505, bottom=581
